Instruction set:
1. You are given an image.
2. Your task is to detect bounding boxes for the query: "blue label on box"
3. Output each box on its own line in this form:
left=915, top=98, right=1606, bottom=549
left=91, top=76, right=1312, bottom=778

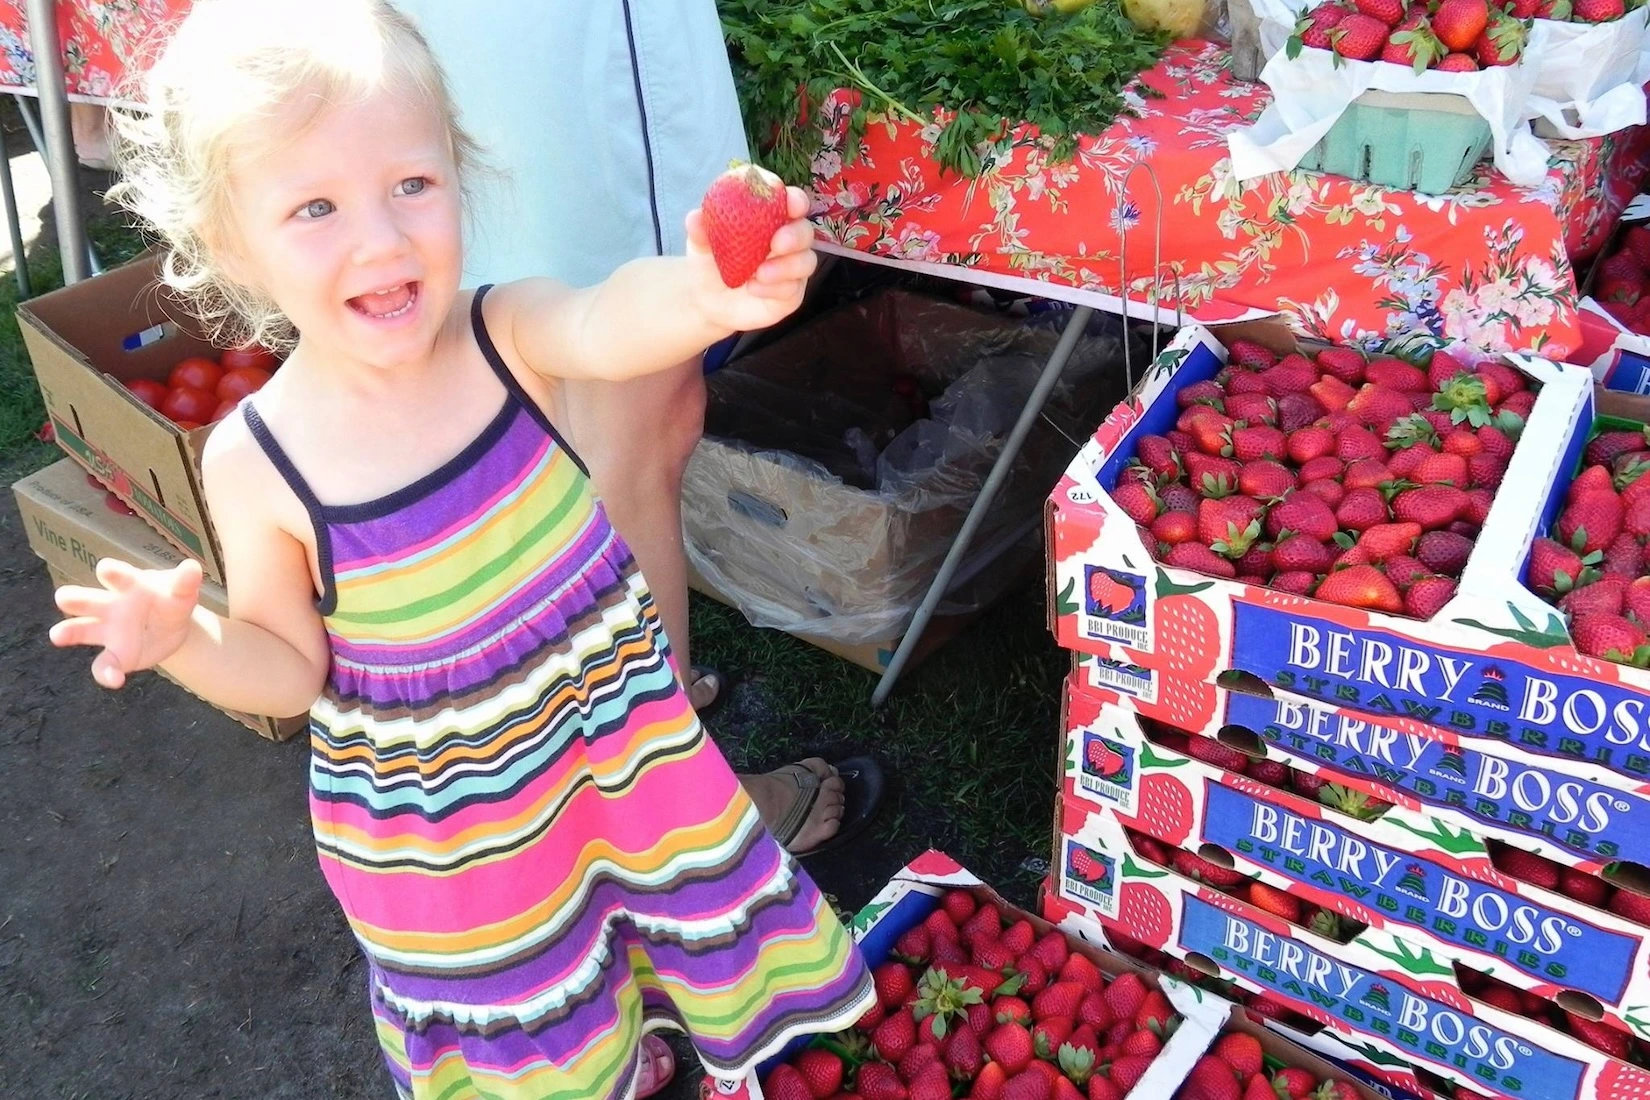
left=1179, top=895, right=1587, bottom=1100
left=1230, top=603, right=1650, bottom=782
left=1225, top=691, right=1650, bottom=866
left=1602, top=350, right=1650, bottom=396
left=1201, top=784, right=1635, bottom=1005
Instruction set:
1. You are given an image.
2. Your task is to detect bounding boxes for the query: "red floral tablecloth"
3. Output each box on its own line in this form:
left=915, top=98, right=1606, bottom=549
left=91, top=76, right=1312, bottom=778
left=810, top=40, right=1650, bottom=359
left=0, top=0, right=187, bottom=102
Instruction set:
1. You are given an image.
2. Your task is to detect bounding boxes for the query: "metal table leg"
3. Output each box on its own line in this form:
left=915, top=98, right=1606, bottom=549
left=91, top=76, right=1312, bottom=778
left=871, top=304, right=1096, bottom=706
left=14, top=96, right=100, bottom=276
left=25, top=0, right=88, bottom=284
left=0, top=117, right=31, bottom=296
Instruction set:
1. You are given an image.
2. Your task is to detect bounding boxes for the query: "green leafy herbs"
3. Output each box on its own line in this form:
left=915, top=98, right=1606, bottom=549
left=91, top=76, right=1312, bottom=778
left=719, top=0, right=1167, bottom=182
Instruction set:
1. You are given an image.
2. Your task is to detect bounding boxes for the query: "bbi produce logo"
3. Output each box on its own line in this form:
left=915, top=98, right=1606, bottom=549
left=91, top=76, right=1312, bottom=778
left=1179, top=895, right=1587, bottom=1100
left=1224, top=691, right=1646, bottom=865
left=1077, top=731, right=1136, bottom=809
left=1062, top=839, right=1118, bottom=915
left=1230, top=603, right=1650, bottom=781
left=1082, top=566, right=1149, bottom=649
left=1201, top=785, right=1635, bottom=1005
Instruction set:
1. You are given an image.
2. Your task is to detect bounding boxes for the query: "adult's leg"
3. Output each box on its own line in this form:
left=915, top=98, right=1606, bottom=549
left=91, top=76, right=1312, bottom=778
left=559, top=365, right=847, bottom=855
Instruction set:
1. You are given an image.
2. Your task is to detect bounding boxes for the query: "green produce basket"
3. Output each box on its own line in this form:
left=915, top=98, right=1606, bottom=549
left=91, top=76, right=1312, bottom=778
left=1296, top=89, right=1492, bottom=194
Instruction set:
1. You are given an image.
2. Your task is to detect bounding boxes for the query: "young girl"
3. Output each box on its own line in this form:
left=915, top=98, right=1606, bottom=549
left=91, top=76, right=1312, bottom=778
left=47, top=1, right=874, bottom=1097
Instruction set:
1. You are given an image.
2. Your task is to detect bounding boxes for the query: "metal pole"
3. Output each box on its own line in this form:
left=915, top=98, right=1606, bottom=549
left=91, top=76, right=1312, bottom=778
left=16, top=97, right=102, bottom=277
left=25, top=0, right=89, bottom=284
left=871, top=304, right=1096, bottom=706
left=0, top=117, right=32, bottom=296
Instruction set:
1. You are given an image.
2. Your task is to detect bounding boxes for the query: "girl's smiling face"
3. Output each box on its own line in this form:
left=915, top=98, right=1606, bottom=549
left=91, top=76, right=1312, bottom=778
left=223, top=85, right=464, bottom=375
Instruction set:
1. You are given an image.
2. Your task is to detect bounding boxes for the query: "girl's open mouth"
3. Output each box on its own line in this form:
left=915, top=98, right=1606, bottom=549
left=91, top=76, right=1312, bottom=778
left=349, top=282, right=419, bottom=320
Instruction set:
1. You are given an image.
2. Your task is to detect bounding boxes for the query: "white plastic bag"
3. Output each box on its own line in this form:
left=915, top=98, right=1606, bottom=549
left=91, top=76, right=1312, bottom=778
left=1227, top=45, right=1550, bottom=188
left=1524, top=13, right=1650, bottom=138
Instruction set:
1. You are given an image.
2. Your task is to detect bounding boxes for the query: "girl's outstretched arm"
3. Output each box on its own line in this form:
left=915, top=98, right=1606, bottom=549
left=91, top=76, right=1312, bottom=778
left=491, top=186, right=817, bottom=383
left=49, top=418, right=330, bottom=719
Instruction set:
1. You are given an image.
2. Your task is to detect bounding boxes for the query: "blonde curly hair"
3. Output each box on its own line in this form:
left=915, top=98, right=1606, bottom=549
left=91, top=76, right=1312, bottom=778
left=108, top=0, right=484, bottom=352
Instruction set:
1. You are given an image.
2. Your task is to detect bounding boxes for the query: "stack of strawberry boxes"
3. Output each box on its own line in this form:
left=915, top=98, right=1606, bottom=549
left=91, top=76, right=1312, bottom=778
left=1042, top=319, right=1650, bottom=1100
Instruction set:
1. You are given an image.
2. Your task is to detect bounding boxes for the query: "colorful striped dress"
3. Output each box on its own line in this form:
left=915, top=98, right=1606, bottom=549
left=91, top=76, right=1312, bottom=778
left=241, top=286, right=873, bottom=1099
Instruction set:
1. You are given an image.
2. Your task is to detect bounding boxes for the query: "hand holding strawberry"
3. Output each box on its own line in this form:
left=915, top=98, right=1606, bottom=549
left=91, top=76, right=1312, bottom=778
left=49, top=557, right=203, bottom=689
left=687, top=163, right=818, bottom=334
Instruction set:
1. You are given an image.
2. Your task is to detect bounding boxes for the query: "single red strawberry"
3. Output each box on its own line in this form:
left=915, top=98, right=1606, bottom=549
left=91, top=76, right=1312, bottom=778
left=1357, top=521, right=1423, bottom=561
left=1474, top=7, right=1525, bottom=66
left=995, top=996, right=1034, bottom=1027
left=962, top=902, right=1002, bottom=943
left=1404, top=575, right=1458, bottom=618
left=1247, top=757, right=1292, bottom=786
left=702, top=163, right=790, bottom=287
left=1336, top=486, right=1390, bottom=531
left=932, top=937, right=968, bottom=967
left=1496, top=846, right=1561, bottom=888
left=900, top=1042, right=941, bottom=1081
left=1238, top=459, right=1296, bottom=501
left=1172, top=849, right=1251, bottom=888
left=1572, top=613, right=1647, bottom=660
left=1316, top=1084, right=1360, bottom=1100
left=1185, top=453, right=1243, bottom=498
left=1435, top=51, right=1480, bottom=70
left=1355, top=0, right=1406, bottom=22
left=1343, top=457, right=1394, bottom=490
left=1427, top=349, right=1469, bottom=389
left=1269, top=571, right=1316, bottom=594
left=874, top=1008, right=919, bottom=1061
left=1229, top=424, right=1288, bottom=462
left=1301, top=479, right=1345, bottom=508
left=1184, top=734, right=1253, bottom=772
left=857, top=1001, right=887, bottom=1032
left=1335, top=425, right=1386, bottom=462
left=1384, top=553, right=1428, bottom=589
left=1259, top=354, right=1318, bottom=396
left=1225, top=393, right=1279, bottom=427
left=1199, top=496, right=1265, bottom=550
left=1226, top=370, right=1271, bottom=396
left=1266, top=491, right=1339, bottom=541
left=1111, top=482, right=1159, bottom=526
left=1626, top=576, right=1650, bottom=625
left=1561, top=574, right=1629, bottom=618
left=1412, top=451, right=1468, bottom=486
left=1014, top=955, right=1050, bottom=996
left=974, top=937, right=1017, bottom=973
left=1316, top=564, right=1403, bottom=612
left=895, top=926, right=933, bottom=964
left=1247, top=881, right=1303, bottom=922
left=1530, top=537, right=1592, bottom=595
left=1392, top=486, right=1468, bottom=530
left=1575, top=0, right=1627, bottom=23
left=1278, top=392, right=1327, bottom=432
left=1002, top=1071, right=1051, bottom=1100
left=1416, top=530, right=1472, bottom=575
left=1101, top=973, right=1147, bottom=1019
left=1310, top=375, right=1356, bottom=415
left=1058, top=953, right=1103, bottom=996
left=985, top=1023, right=1036, bottom=1076
left=1331, top=12, right=1393, bottom=58
left=1136, top=435, right=1182, bottom=480
left=943, top=890, right=978, bottom=927
left=1467, top=452, right=1506, bottom=489
left=1076, top=992, right=1112, bottom=1030
left=1178, top=380, right=1227, bottom=410
left=1027, top=932, right=1069, bottom=975
left=1212, top=1033, right=1265, bottom=1079
left=944, top=1024, right=985, bottom=1081
left=1272, top=1068, right=1319, bottom=1100
left=1227, top=339, right=1278, bottom=370
left=1315, top=347, right=1366, bottom=384
left=876, top=963, right=917, bottom=1008
left=1348, top=384, right=1413, bottom=429
left=1181, top=1055, right=1243, bottom=1100
left=1000, top=920, right=1035, bottom=957
left=1105, top=1055, right=1155, bottom=1095
left=766, top=1064, right=816, bottom=1100
left=796, top=1050, right=845, bottom=1099
left=857, top=1062, right=908, bottom=1100
left=1382, top=17, right=1446, bottom=70
left=1588, top=429, right=1650, bottom=468
left=1559, top=491, right=1625, bottom=556
left=1031, top=981, right=1086, bottom=1023
left=1151, top=511, right=1198, bottom=549
left=1283, top=426, right=1334, bottom=465
left=1561, top=867, right=1613, bottom=907
left=1610, top=886, right=1650, bottom=925
left=1243, top=1075, right=1278, bottom=1100
left=1566, top=1012, right=1632, bottom=1058
left=908, top=1063, right=953, bottom=1100
left=1270, top=534, right=1335, bottom=575
left=1031, top=1017, right=1073, bottom=1061
left=1433, top=0, right=1489, bottom=50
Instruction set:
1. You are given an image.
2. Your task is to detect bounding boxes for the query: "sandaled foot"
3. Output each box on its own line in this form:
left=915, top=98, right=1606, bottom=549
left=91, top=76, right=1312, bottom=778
left=636, top=1034, right=676, bottom=1099
left=689, top=665, right=724, bottom=715
left=742, top=759, right=846, bottom=855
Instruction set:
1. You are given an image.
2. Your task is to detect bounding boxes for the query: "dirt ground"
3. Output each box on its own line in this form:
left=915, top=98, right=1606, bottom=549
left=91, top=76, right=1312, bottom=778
left=0, top=491, right=921, bottom=1100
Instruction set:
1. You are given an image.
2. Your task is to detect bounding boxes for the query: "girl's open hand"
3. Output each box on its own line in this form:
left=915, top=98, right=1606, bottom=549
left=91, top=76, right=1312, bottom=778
left=49, top=557, right=203, bottom=689
left=685, top=185, right=818, bottom=334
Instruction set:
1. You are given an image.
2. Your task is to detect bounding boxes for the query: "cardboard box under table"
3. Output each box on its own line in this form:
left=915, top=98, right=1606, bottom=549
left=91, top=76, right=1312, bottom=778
left=19, top=251, right=234, bottom=582
left=12, top=458, right=306, bottom=741
left=684, top=290, right=1125, bottom=673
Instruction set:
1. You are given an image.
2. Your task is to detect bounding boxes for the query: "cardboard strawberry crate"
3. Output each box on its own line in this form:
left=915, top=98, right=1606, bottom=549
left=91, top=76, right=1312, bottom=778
left=1059, top=684, right=1650, bottom=1039
left=1044, top=326, right=1650, bottom=792
left=708, top=851, right=1235, bottom=1100
left=1070, top=656, right=1650, bottom=874
left=1042, top=884, right=1435, bottom=1100
left=1050, top=811, right=1650, bottom=1100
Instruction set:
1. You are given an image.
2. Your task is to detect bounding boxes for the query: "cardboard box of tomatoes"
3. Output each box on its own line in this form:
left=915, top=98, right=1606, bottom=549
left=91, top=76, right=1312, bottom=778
left=1058, top=677, right=1650, bottom=1045
left=710, top=851, right=1380, bottom=1100
left=18, top=252, right=279, bottom=582
left=1042, top=319, right=1650, bottom=792
left=12, top=458, right=306, bottom=740
left=1069, top=656, right=1650, bottom=875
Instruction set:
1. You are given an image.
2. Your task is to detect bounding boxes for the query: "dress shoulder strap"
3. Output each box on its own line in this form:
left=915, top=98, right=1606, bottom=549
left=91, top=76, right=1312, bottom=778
left=469, top=284, right=590, bottom=477
left=241, top=401, right=338, bottom=615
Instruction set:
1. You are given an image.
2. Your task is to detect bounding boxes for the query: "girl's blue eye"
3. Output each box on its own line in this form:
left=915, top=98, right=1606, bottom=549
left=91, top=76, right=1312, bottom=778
left=396, top=177, right=427, bottom=196
left=298, top=198, right=334, bottom=219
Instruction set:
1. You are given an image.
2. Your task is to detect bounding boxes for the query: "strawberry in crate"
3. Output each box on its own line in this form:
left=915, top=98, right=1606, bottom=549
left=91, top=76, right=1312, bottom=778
left=1173, top=1034, right=1359, bottom=1100
left=1592, top=226, right=1650, bottom=337
left=1527, top=418, right=1650, bottom=664
left=1117, top=342, right=1532, bottom=618
left=761, top=889, right=1185, bottom=1100
left=1286, top=0, right=1530, bottom=72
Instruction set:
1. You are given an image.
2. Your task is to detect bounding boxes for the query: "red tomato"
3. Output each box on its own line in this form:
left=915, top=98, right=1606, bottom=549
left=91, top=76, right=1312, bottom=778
left=160, top=385, right=217, bottom=425
left=169, top=356, right=223, bottom=393
left=125, top=378, right=168, bottom=411
left=211, top=398, right=239, bottom=422
left=215, top=366, right=272, bottom=402
left=220, top=344, right=280, bottom=372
